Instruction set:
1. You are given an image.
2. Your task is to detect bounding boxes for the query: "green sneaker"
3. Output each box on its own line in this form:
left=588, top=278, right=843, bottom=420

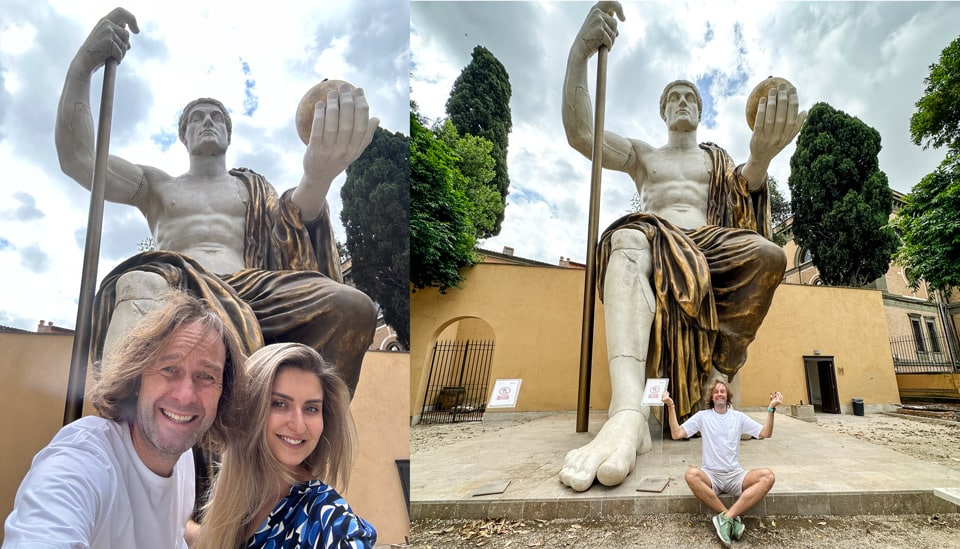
left=711, top=513, right=733, bottom=547
left=731, top=516, right=745, bottom=540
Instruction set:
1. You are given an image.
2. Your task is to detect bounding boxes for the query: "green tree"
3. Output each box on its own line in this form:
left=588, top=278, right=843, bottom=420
left=446, top=45, right=512, bottom=237
left=342, top=127, right=410, bottom=349
left=910, top=36, right=960, bottom=151
left=899, top=36, right=960, bottom=296
left=436, top=120, right=503, bottom=238
left=788, top=102, right=899, bottom=287
left=768, top=176, right=791, bottom=246
left=410, top=110, right=477, bottom=293
left=895, top=152, right=960, bottom=294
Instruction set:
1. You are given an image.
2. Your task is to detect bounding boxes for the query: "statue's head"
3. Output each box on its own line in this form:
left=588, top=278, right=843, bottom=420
left=178, top=98, right=233, bottom=146
left=659, top=79, right=703, bottom=124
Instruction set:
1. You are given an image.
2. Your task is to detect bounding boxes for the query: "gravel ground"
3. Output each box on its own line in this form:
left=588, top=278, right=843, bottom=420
left=410, top=407, right=960, bottom=548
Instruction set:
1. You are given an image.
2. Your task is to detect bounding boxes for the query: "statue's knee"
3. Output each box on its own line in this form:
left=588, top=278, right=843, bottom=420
left=609, top=229, right=651, bottom=254
left=756, top=239, right=787, bottom=274
left=330, top=285, right=377, bottom=327
left=115, top=271, right=170, bottom=302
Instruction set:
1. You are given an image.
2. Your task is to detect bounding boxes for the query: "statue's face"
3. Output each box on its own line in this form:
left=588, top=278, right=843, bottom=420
left=663, top=84, right=699, bottom=132
left=183, top=103, right=229, bottom=156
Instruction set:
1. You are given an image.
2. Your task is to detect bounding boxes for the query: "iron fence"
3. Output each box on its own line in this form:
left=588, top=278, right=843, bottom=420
left=419, top=339, right=495, bottom=424
left=890, top=334, right=958, bottom=373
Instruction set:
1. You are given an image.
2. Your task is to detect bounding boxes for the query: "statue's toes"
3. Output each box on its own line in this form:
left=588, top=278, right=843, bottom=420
left=560, top=448, right=603, bottom=492
left=559, top=465, right=594, bottom=492
left=596, top=448, right=636, bottom=487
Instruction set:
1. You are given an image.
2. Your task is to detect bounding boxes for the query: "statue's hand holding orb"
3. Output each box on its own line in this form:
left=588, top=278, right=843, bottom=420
left=746, top=76, right=807, bottom=161
left=296, top=79, right=379, bottom=186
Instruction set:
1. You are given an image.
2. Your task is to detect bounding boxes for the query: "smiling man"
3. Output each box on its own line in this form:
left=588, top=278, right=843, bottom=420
left=664, top=382, right=784, bottom=547
left=2, top=291, right=246, bottom=548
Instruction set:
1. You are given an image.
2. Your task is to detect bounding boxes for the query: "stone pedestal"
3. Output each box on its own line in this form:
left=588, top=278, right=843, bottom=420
left=790, top=404, right=817, bottom=422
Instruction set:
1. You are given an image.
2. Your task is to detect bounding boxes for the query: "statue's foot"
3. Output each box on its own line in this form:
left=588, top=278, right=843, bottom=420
left=559, top=409, right=652, bottom=492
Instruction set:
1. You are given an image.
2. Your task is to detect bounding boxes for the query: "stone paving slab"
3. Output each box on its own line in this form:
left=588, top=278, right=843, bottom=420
left=411, top=411, right=960, bottom=520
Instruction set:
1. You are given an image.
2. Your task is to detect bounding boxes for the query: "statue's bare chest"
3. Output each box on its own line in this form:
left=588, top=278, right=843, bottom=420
left=153, top=176, right=249, bottom=220
left=641, top=149, right=712, bottom=185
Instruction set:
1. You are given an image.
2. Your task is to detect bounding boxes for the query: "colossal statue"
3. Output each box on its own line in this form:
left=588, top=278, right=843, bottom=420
left=559, top=1, right=805, bottom=491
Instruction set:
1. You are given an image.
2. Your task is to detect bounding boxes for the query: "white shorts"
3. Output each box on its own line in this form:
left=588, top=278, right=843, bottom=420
left=703, top=468, right=748, bottom=496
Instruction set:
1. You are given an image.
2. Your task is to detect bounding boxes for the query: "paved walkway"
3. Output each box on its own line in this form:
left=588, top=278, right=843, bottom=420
left=411, top=411, right=960, bottom=521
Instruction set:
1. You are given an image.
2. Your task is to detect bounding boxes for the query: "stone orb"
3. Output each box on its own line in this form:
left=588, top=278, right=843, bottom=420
left=745, top=76, right=794, bottom=130
left=295, top=79, right=355, bottom=145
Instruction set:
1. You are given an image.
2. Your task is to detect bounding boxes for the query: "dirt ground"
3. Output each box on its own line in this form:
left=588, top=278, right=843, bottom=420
left=409, top=407, right=960, bottom=548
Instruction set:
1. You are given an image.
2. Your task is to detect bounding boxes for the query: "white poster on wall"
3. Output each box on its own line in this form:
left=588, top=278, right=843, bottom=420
left=488, top=379, right=522, bottom=408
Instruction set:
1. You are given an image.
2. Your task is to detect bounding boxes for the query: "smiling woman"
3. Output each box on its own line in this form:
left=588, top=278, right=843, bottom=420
left=193, top=342, right=377, bottom=549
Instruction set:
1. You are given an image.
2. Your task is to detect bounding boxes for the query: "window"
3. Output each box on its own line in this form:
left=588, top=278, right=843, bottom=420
left=910, top=317, right=926, bottom=353
left=925, top=318, right=941, bottom=353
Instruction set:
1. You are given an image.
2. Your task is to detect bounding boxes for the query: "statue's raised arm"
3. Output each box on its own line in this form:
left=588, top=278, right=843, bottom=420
left=55, top=7, right=151, bottom=207
left=561, top=1, right=638, bottom=173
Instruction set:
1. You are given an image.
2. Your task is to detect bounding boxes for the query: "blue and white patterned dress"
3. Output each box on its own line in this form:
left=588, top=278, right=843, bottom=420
left=246, top=480, right=377, bottom=548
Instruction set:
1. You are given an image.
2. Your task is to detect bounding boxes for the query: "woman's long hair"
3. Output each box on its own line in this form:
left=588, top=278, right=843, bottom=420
left=195, top=343, right=357, bottom=549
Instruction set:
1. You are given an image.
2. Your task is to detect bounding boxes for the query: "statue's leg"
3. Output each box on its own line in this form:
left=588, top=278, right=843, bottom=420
left=244, top=272, right=377, bottom=397
left=560, top=228, right=656, bottom=491
left=101, top=271, right=170, bottom=362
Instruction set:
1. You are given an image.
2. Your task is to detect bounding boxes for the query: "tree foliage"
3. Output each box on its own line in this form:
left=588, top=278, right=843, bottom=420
left=436, top=120, right=503, bottom=239
left=446, top=45, right=512, bottom=237
left=410, top=110, right=477, bottom=293
left=910, top=36, right=960, bottom=151
left=895, top=152, right=960, bottom=294
left=342, top=127, right=410, bottom=349
left=768, top=175, right=791, bottom=247
left=788, top=102, right=899, bottom=287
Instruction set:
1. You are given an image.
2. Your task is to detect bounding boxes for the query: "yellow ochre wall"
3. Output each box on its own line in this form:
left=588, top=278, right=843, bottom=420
left=411, top=264, right=901, bottom=419
left=738, top=283, right=901, bottom=410
left=0, top=333, right=410, bottom=546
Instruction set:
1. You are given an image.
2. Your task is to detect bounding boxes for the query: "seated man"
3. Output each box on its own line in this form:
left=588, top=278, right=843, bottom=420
left=558, top=1, right=800, bottom=491
left=3, top=291, right=245, bottom=547
left=56, top=8, right=378, bottom=395
left=664, top=382, right=783, bottom=547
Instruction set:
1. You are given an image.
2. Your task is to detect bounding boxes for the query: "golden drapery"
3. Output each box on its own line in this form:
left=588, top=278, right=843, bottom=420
left=597, top=142, right=778, bottom=420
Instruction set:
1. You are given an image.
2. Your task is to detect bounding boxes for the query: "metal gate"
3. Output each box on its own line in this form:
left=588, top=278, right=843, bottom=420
left=420, top=339, right=495, bottom=424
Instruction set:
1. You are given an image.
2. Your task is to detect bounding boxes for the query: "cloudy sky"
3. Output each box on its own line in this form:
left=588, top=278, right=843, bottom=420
left=0, top=0, right=409, bottom=330
left=411, top=1, right=960, bottom=266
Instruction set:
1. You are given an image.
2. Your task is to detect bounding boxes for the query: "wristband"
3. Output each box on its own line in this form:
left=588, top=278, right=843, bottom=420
left=767, top=406, right=776, bottom=413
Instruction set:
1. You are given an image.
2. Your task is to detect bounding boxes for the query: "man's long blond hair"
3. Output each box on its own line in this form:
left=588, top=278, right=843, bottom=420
left=706, top=380, right=733, bottom=410
left=90, top=289, right=246, bottom=449
left=194, top=343, right=357, bottom=549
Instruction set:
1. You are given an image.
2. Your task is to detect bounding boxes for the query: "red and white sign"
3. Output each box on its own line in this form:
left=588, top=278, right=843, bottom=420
left=488, top=379, right=522, bottom=408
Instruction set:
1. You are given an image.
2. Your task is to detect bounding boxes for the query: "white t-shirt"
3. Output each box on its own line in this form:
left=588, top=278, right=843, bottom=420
left=3, top=416, right=194, bottom=548
left=680, top=408, right=762, bottom=472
